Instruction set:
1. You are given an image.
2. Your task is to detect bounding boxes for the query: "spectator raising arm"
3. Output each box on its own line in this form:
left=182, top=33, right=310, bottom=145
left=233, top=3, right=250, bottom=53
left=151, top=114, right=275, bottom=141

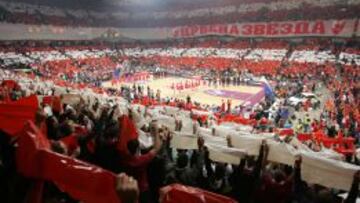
left=116, top=173, right=139, bottom=203
left=150, top=120, right=163, bottom=154
left=344, top=171, right=360, bottom=203
left=253, top=140, right=267, bottom=179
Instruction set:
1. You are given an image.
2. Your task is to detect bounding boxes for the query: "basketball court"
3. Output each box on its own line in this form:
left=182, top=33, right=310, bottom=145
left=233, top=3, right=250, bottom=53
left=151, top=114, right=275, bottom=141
left=103, top=77, right=265, bottom=107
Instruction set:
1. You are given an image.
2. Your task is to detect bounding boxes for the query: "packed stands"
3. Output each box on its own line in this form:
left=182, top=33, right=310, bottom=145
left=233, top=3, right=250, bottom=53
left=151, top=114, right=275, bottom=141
left=0, top=0, right=358, bottom=27
left=0, top=0, right=359, bottom=202
left=0, top=39, right=359, bottom=201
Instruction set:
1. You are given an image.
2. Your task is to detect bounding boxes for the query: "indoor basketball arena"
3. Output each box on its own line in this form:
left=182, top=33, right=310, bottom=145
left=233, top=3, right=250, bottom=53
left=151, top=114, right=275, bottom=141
left=0, top=0, right=359, bottom=203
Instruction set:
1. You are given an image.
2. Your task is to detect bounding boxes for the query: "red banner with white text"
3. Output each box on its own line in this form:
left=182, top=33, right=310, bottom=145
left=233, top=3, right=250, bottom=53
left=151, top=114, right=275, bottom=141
left=0, top=19, right=357, bottom=40
left=171, top=19, right=356, bottom=38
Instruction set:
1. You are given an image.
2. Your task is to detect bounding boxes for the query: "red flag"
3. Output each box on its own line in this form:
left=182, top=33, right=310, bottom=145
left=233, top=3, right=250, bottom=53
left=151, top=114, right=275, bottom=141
left=16, top=121, right=121, bottom=203
left=117, top=115, right=139, bottom=154
left=39, top=151, right=120, bottom=203
left=16, top=121, right=50, bottom=178
left=0, top=95, right=39, bottom=135
left=9, top=95, right=39, bottom=108
left=160, top=184, right=237, bottom=203
left=60, top=134, right=79, bottom=155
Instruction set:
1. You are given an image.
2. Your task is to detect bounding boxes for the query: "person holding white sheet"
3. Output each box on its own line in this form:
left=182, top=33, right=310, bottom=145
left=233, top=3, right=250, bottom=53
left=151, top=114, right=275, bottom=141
left=228, top=139, right=268, bottom=203
left=293, top=156, right=360, bottom=203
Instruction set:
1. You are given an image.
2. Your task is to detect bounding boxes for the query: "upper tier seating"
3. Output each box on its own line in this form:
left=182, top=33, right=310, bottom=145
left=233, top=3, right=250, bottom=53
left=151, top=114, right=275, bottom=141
left=0, top=0, right=358, bottom=28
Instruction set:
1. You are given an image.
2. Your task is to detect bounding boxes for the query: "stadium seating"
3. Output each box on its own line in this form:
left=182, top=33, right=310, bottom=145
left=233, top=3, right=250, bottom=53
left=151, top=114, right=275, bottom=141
left=0, top=0, right=358, bottom=27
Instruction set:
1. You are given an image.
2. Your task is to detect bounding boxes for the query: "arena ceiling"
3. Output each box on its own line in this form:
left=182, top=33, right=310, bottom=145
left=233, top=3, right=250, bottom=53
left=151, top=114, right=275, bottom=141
left=102, top=0, right=246, bottom=11
left=2, top=0, right=244, bottom=11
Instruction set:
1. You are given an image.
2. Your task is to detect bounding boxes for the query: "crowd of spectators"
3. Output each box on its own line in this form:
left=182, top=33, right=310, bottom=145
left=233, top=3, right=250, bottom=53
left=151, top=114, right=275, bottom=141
left=0, top=38, right=359, bottom=202
left=0, top=38, right=357, bottom=86
left=0, top=0, right=358, bottom=27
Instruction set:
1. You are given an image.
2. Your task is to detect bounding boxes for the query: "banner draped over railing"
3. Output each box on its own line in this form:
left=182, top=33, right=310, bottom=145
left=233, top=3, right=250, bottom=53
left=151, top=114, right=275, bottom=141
left=0, top=19, right=358, bottom=40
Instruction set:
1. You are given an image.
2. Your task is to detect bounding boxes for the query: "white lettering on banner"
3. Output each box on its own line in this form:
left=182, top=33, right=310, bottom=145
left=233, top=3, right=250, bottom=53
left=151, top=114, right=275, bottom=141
left=172, top=19, right=356, bottom=38
left=0, top=19, right=356, bottom=40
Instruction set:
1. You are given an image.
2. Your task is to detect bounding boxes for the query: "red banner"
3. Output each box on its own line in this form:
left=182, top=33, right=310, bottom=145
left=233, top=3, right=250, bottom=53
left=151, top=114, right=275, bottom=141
left=0, top=95, right=39, bottom=135
left=172, top=19, right=356, bottom=38
left=160, top=184, right=237, bottom=203
left=16, top=121, right=121, bottom=203
left=0, top=19, right=356, bottom=40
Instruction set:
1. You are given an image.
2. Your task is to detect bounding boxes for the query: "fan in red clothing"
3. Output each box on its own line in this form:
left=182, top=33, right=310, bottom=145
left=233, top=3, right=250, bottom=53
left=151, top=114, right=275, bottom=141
left=121, top=120, right=163, bottom=203
left=117, top=114, right=139, bottom=155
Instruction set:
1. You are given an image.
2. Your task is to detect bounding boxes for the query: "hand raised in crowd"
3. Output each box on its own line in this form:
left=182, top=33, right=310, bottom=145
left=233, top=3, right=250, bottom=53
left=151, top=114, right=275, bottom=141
left=128, top=108, right=133, bottom=119
left=344, top=170, right=360, bottom=203
left=160, top=126, right=172, bottom=140
left=261, top=139, right=269, bottom=153
left=226, top=135, right=233, bottom=148
left=295, top=155, right=302, bottom=169
left=116, top=173, right=139, bottom=203
left=150, top=120, right=163, bottom=153
left=197, top=136, right=205, bottom=150
left=149, top=120, right=159, bottom=136
left=35, top=109, right=46, bottom=128
left=260, top=139, right=270, bottom=168
left=353, top=170, right=360, bottom=183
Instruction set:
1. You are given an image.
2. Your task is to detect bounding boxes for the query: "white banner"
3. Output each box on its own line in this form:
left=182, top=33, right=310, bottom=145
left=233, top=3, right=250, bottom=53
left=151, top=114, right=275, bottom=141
left=0, top=19, right=356, bottom=40
left=301, top=151, right=359, bottom=191
left=207, top=143, right=247, bottom=165
left=170, top=133, right=198, bottom=150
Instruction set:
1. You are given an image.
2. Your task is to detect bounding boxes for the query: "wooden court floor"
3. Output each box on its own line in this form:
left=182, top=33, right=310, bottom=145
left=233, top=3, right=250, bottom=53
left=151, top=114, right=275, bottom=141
left=103, top=77, right=263, bottom=106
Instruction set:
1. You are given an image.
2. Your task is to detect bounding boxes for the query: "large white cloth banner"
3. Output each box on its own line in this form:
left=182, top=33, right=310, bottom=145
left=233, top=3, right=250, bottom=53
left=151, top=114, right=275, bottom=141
left=0, top=19, right=356, bottom=40
left=131, top=102, right=360, bottom=191
left=199, top=133, right=228, bottom=147
left=214, top=126, right=239, bottom=137
left=301, top=151, right=360, bottom=191
left=207, top=144, right=247, bottom=165
left=267, top=140, right=298, bottom=166
left=229, top=135, right=264, bottom=156
left=156, top=114, right=176, bottom=131
left=170, top=133, right=198, bottom=150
